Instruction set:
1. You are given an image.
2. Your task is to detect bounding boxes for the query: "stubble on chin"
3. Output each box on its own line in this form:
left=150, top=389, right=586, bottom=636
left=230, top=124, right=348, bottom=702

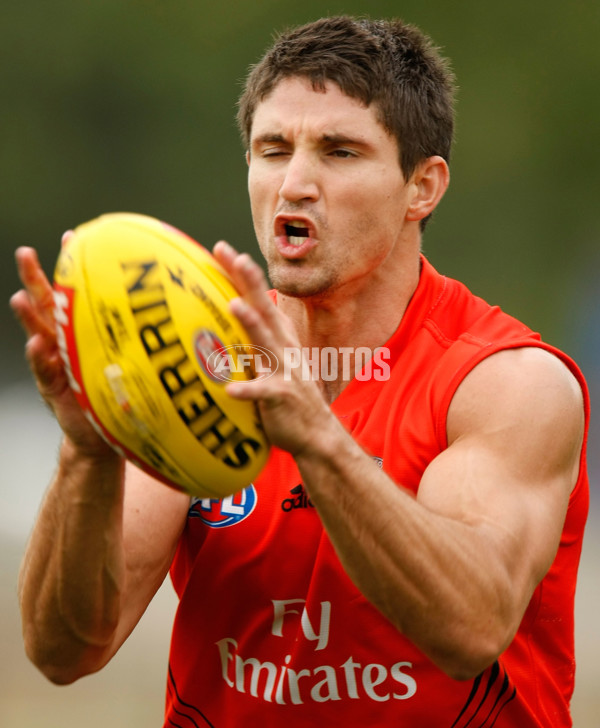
left=266, top=258, right=341, bottom=299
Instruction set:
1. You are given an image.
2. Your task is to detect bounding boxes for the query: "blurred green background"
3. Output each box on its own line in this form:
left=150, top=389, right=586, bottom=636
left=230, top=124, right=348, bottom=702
left=1, top=0, right=598, bottom=725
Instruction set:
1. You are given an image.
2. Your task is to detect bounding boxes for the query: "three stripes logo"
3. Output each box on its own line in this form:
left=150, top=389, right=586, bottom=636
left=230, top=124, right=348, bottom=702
left=450, top=661, right=516, bottom=727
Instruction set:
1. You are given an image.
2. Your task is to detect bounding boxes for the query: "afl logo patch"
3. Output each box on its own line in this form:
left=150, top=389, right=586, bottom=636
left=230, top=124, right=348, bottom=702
left=189, top=485, right=257, bottom=527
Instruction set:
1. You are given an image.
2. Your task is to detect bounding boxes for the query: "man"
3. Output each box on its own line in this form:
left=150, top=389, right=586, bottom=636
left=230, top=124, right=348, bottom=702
left=11, top=16, right=589, bottom=727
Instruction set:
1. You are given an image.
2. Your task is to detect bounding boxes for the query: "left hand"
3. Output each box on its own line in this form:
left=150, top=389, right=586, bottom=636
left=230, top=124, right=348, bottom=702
left=212, top=241, right=334, bottom=457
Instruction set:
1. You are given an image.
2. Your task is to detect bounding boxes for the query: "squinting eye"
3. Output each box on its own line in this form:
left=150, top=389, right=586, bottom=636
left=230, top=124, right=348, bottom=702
left=262, top=148, right=288, bottom=158
left=331, top=149, right=355, bottom=158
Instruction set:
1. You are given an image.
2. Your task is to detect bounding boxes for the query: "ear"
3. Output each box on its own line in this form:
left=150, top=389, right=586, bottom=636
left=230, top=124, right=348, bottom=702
left=406, top=156, right=450, bottom=223
left=245, top=150, right=251, bottom=167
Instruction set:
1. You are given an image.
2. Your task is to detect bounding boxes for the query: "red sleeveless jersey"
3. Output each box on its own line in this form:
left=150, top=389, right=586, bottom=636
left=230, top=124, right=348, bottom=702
left=166, top=256, right=589, bottom=727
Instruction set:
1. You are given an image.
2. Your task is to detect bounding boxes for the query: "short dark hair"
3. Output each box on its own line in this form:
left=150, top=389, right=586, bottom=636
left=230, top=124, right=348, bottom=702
left=237, top=16, right=456, bottom=182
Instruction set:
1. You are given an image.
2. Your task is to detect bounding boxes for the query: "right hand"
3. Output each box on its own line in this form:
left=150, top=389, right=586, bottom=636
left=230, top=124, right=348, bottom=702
left=10, top=241, right=116, bottom=458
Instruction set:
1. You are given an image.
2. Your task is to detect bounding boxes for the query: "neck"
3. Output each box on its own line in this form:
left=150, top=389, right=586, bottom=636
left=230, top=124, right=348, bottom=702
left=277, top=253, right=421, bottom=402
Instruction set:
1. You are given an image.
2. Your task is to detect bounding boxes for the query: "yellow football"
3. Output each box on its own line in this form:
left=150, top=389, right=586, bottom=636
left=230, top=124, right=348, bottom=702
left=52, top=212, right=269, bottom=498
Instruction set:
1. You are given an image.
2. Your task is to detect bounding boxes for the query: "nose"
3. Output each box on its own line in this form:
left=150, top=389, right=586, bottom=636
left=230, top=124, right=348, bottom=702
left=278, top=151, right=320, bottom=203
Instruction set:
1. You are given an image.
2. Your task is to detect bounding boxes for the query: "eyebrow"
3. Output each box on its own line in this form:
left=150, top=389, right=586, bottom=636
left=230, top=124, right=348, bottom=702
left=251, top=133, right=287, bottom=146
left=251, top=132, right=369, bottom=147
left=321, top=133, right=366, bottom=146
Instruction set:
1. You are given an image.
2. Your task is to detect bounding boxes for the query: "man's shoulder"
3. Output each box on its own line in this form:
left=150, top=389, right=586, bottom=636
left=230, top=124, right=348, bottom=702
left=451, top=346, right=586, bottom=424
left=420, top=257, right=537, bottom=349
left=405, top=258, right=589, bottom=452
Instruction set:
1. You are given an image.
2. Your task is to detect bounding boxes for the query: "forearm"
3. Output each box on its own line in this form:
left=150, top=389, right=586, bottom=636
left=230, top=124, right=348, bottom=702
left=295, top=418, right=518, bottom=680
left=18, top=437, right=126, bottom=683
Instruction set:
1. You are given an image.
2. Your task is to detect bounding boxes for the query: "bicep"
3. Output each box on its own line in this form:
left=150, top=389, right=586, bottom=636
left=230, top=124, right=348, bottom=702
left=418, top=347, right=584, bottom=600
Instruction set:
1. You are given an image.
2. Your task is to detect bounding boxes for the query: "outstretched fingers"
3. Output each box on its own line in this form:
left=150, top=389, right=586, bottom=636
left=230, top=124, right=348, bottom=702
left=213, top=240, right=268, bottom=299
left=11, top=245, right=72, bottom=404
left=12, top=247, right=56, bottom=339
left=213, top=241, right=287, bottom=344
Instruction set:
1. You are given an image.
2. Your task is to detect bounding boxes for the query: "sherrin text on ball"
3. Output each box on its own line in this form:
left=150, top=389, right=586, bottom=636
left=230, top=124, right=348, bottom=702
left=52, top=212, right=269, bottom=497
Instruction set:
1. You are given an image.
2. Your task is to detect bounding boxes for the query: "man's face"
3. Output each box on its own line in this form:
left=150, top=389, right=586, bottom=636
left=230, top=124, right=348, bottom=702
left=247, top=76, right=416, bottom=299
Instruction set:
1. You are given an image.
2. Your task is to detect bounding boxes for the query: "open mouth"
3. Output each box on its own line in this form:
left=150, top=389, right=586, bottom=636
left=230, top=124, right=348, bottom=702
left=284, top=221, right=311, bottom=246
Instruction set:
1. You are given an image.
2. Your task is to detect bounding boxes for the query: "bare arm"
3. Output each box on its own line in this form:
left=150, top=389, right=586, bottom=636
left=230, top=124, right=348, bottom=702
left=12, top=246, right=189, bottom=684
left=18, top=449, right=188, bottom=683
left=214, top=242, right=585, bottom=680
left=292, top=348, right=583, bottom=679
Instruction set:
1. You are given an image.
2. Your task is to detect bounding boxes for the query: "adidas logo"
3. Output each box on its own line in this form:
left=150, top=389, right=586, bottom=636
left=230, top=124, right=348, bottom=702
left=281, top=484, right=315, bottom=512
